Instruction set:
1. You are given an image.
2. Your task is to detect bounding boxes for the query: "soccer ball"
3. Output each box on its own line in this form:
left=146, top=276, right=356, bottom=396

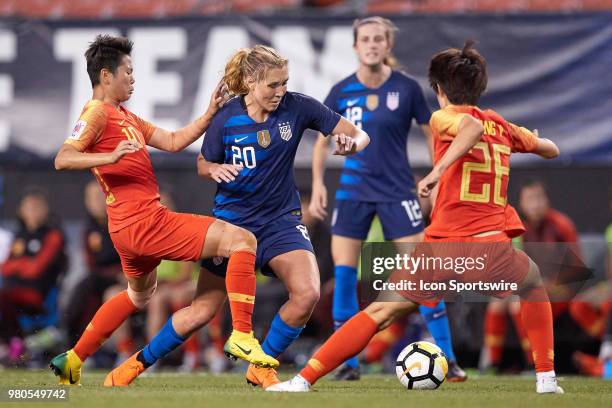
left=395, top=341, right=448, bottom=389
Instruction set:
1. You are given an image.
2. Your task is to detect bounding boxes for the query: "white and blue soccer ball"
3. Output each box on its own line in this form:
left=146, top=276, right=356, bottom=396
left=396, top=341, right=448, bottom=390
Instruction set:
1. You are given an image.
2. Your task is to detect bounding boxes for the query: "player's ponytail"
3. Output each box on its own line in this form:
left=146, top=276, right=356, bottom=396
left=223, top=45, right=288, bottom=96
left=353, top=16, right=399, bottom=69
left=223, top=48, right=251, bottom=95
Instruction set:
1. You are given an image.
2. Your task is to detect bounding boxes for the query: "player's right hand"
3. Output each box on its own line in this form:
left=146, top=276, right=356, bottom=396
left=210, top=163, right=243, bottom=183
left=111, top=140, right=140, bottom=163
left=309, top=182, right=328, bottom=220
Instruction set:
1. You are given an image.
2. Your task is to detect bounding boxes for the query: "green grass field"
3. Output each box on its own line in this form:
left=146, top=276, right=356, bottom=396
left=1, top=369, right=610, bottom=408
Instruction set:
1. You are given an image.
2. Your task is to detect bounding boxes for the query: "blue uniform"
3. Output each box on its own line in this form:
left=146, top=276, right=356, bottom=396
left=324, top=71, right=431, bottom=240
left=201, top=92, right=341, bottom=276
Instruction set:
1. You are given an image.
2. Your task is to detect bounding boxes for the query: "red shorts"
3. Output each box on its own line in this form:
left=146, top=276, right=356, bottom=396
left=389, top=232, right=530, bottom=304
left=110, top=207, right=215, bottom=278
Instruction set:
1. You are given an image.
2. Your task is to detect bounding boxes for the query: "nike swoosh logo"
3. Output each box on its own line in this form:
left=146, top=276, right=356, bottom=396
left=346, top=98, right=360, bottom=107
left=69, top=368, right=77, bottom=384
left=235, top=344, right=252, bottom=355
left=411, top=220, right=422, bottom=227
left=432, top=311, right=446, bottom=319
left=235, top=136, right=249, bottom=143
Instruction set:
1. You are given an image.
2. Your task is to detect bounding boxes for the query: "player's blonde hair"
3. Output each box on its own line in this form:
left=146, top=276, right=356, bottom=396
left=223, top=45, right=288, bottom=95
left=353, top=16, right=399, bottom=69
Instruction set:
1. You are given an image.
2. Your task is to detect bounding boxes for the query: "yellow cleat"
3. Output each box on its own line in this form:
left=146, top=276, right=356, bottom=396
left=246, top=363, right=281, bottom=389
left=103, top=352, right=146, bottom=387
left=224, top=330, right=279, bottom=368
left=49, top=349, right=82, bottom=386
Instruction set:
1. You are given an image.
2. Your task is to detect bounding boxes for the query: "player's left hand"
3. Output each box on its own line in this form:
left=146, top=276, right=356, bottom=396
left=206, top=81, right=231, bottom=116
left=418, top=168, right=441, bottom=198
left=332, top=133, right=356, bottom=156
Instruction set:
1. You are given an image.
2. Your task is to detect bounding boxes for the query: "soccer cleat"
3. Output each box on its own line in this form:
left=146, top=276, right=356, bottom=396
left=333, top=365, right=361, bottom=381
left=49, top=349, right=82, bottom=386
left=246, top=363, right=281, bottom=389
left=223, top=330, right=279, bottom=368
left=265, top=375, right=311, bottom=392
left=103, top=351, right=146, bottom=387
left=536, top=375, right=564, bottom=394
left=446, top=360, right=468, bottom=382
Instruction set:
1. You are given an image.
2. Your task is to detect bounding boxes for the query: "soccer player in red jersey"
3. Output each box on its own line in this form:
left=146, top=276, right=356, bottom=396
left=268, top=41, right=564, bottom=394
left=49, top=35, right=277, bottom=386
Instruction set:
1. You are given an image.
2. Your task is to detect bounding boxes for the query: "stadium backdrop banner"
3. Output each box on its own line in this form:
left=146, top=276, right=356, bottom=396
left=0, top=13, right=610, bottom=166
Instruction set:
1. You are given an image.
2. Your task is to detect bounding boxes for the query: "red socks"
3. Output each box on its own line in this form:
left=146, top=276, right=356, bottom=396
left=73, top=290, right=137, bottom=361
left=226, top=251, right=256, bottom=333
left=300, top=311, right=378, bottom=385
left=520, top=286, right=555, bottom=373
left=484, top=307, right=507, bottom=366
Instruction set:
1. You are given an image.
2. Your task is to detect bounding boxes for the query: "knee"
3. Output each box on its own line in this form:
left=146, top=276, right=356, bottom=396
left=291, top=284, right=320, bottom=315
left=127, top=281, right=157, bottom=310
left=229, top=226, right=257, bottom=254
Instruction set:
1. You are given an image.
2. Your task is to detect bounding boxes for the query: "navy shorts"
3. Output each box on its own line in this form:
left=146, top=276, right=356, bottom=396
left=331, top=197, right=424, bottom=241
left=201, top=213, right=314, bottom=278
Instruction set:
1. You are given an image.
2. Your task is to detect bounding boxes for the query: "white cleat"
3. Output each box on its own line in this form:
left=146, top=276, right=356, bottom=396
left=536, top=376, right=564, bottom=394
left=265, top=375, right=311, bottom=392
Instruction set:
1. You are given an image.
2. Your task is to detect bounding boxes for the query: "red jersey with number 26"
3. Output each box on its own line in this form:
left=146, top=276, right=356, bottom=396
left=64, top=100, right=161, bottom=233
left=426, top=105, right=539, bottom=238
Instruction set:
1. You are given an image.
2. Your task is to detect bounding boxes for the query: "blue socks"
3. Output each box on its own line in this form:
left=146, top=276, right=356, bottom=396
left=261, top=313, right=304, bottom=357
left=141, top=318, right=186, bottom=367
left=419, top=301, right=457, bottom=362
left=333, top=265, right=360, bottom=369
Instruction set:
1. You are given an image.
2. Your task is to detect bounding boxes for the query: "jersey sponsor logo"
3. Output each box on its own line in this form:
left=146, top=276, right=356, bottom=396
left=70, top=119, right=87, bottom=140
left=346, top=98, right=360, bottom=107
left=366, top=94, right=379, bottom=111
left=279, top=122, right=293, bottom=141
left=387, top=92, right=400, bottom=111
left=257, top=130, right=271, bottom=148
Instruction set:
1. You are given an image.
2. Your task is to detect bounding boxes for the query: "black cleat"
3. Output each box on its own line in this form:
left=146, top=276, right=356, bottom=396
left=333, top=365, right=361, bottom=381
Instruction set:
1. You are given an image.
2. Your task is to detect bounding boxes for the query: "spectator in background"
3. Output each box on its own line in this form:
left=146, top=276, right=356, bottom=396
left=0, top=188, right=66, bottom=364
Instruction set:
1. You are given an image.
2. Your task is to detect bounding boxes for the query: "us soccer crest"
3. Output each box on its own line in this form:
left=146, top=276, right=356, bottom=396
left=257, top=129, right=271, bottom=148
left=366, top=94, right=379, bottom=111
left=387, top=92, right=400, bottom=111
left=278, top=122, right=293, bottom=141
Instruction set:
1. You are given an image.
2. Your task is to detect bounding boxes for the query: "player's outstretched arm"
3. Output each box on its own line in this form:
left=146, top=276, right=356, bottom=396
left=196, top=154, right=243, bottom=184
left=148, top=82, right=229, bottom=153
left=418, top=115, right=484, bottom=197
left=532, top=131, right=559, bottom=159
left=330, top=117, right=370, bottom=155
left=54, top=140, right=140, bottom=170
left=310, top=133, right=331, bottom=220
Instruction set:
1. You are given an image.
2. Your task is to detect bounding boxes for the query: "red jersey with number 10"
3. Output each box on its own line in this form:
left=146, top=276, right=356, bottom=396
left=64, top=100, right=161, bottom=232
left=426, top=105, right=539, bottom=238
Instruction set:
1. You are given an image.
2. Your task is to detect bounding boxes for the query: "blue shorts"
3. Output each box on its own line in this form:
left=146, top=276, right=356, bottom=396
left=201, top=213, right=314, bottom=278
left=331, top=197, right=424, bottom=241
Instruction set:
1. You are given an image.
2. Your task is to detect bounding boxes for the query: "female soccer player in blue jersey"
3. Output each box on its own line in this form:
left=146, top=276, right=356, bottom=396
left=308, top=17, right=465, bottom=381
left=106, top=45, right=369, bottom=388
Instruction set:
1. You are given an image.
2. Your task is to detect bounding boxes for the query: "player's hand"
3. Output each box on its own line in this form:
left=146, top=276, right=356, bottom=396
left=206, top=81, right=231, bottom=117
left=111, top=140, right=140, bottom=163
left=309, top=182, right=328, bottom=220
left=210, top=163, right=243, bottom=183
left=418, top=168, right=442, bottom=198
left=332, top=133, right=356, bottom=156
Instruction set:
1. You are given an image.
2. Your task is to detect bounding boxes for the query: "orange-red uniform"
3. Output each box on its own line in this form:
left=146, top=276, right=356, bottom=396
left=64, top=100, right=214, bottom=277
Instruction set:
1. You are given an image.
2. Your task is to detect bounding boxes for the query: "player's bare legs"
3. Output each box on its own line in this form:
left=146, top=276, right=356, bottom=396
left=104, top=267, right=227, bottom=386
left=245, top=250, right=320, bottom=389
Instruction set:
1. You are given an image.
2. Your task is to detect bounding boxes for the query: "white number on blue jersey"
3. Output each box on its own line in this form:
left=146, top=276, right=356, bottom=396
left=231, top=146, right=256, bottom=169
left=401, top=200, right=423, bottom=227
left=345, top=107, right=362, bottom=129
left=296, top=225, right=311, bottom=241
